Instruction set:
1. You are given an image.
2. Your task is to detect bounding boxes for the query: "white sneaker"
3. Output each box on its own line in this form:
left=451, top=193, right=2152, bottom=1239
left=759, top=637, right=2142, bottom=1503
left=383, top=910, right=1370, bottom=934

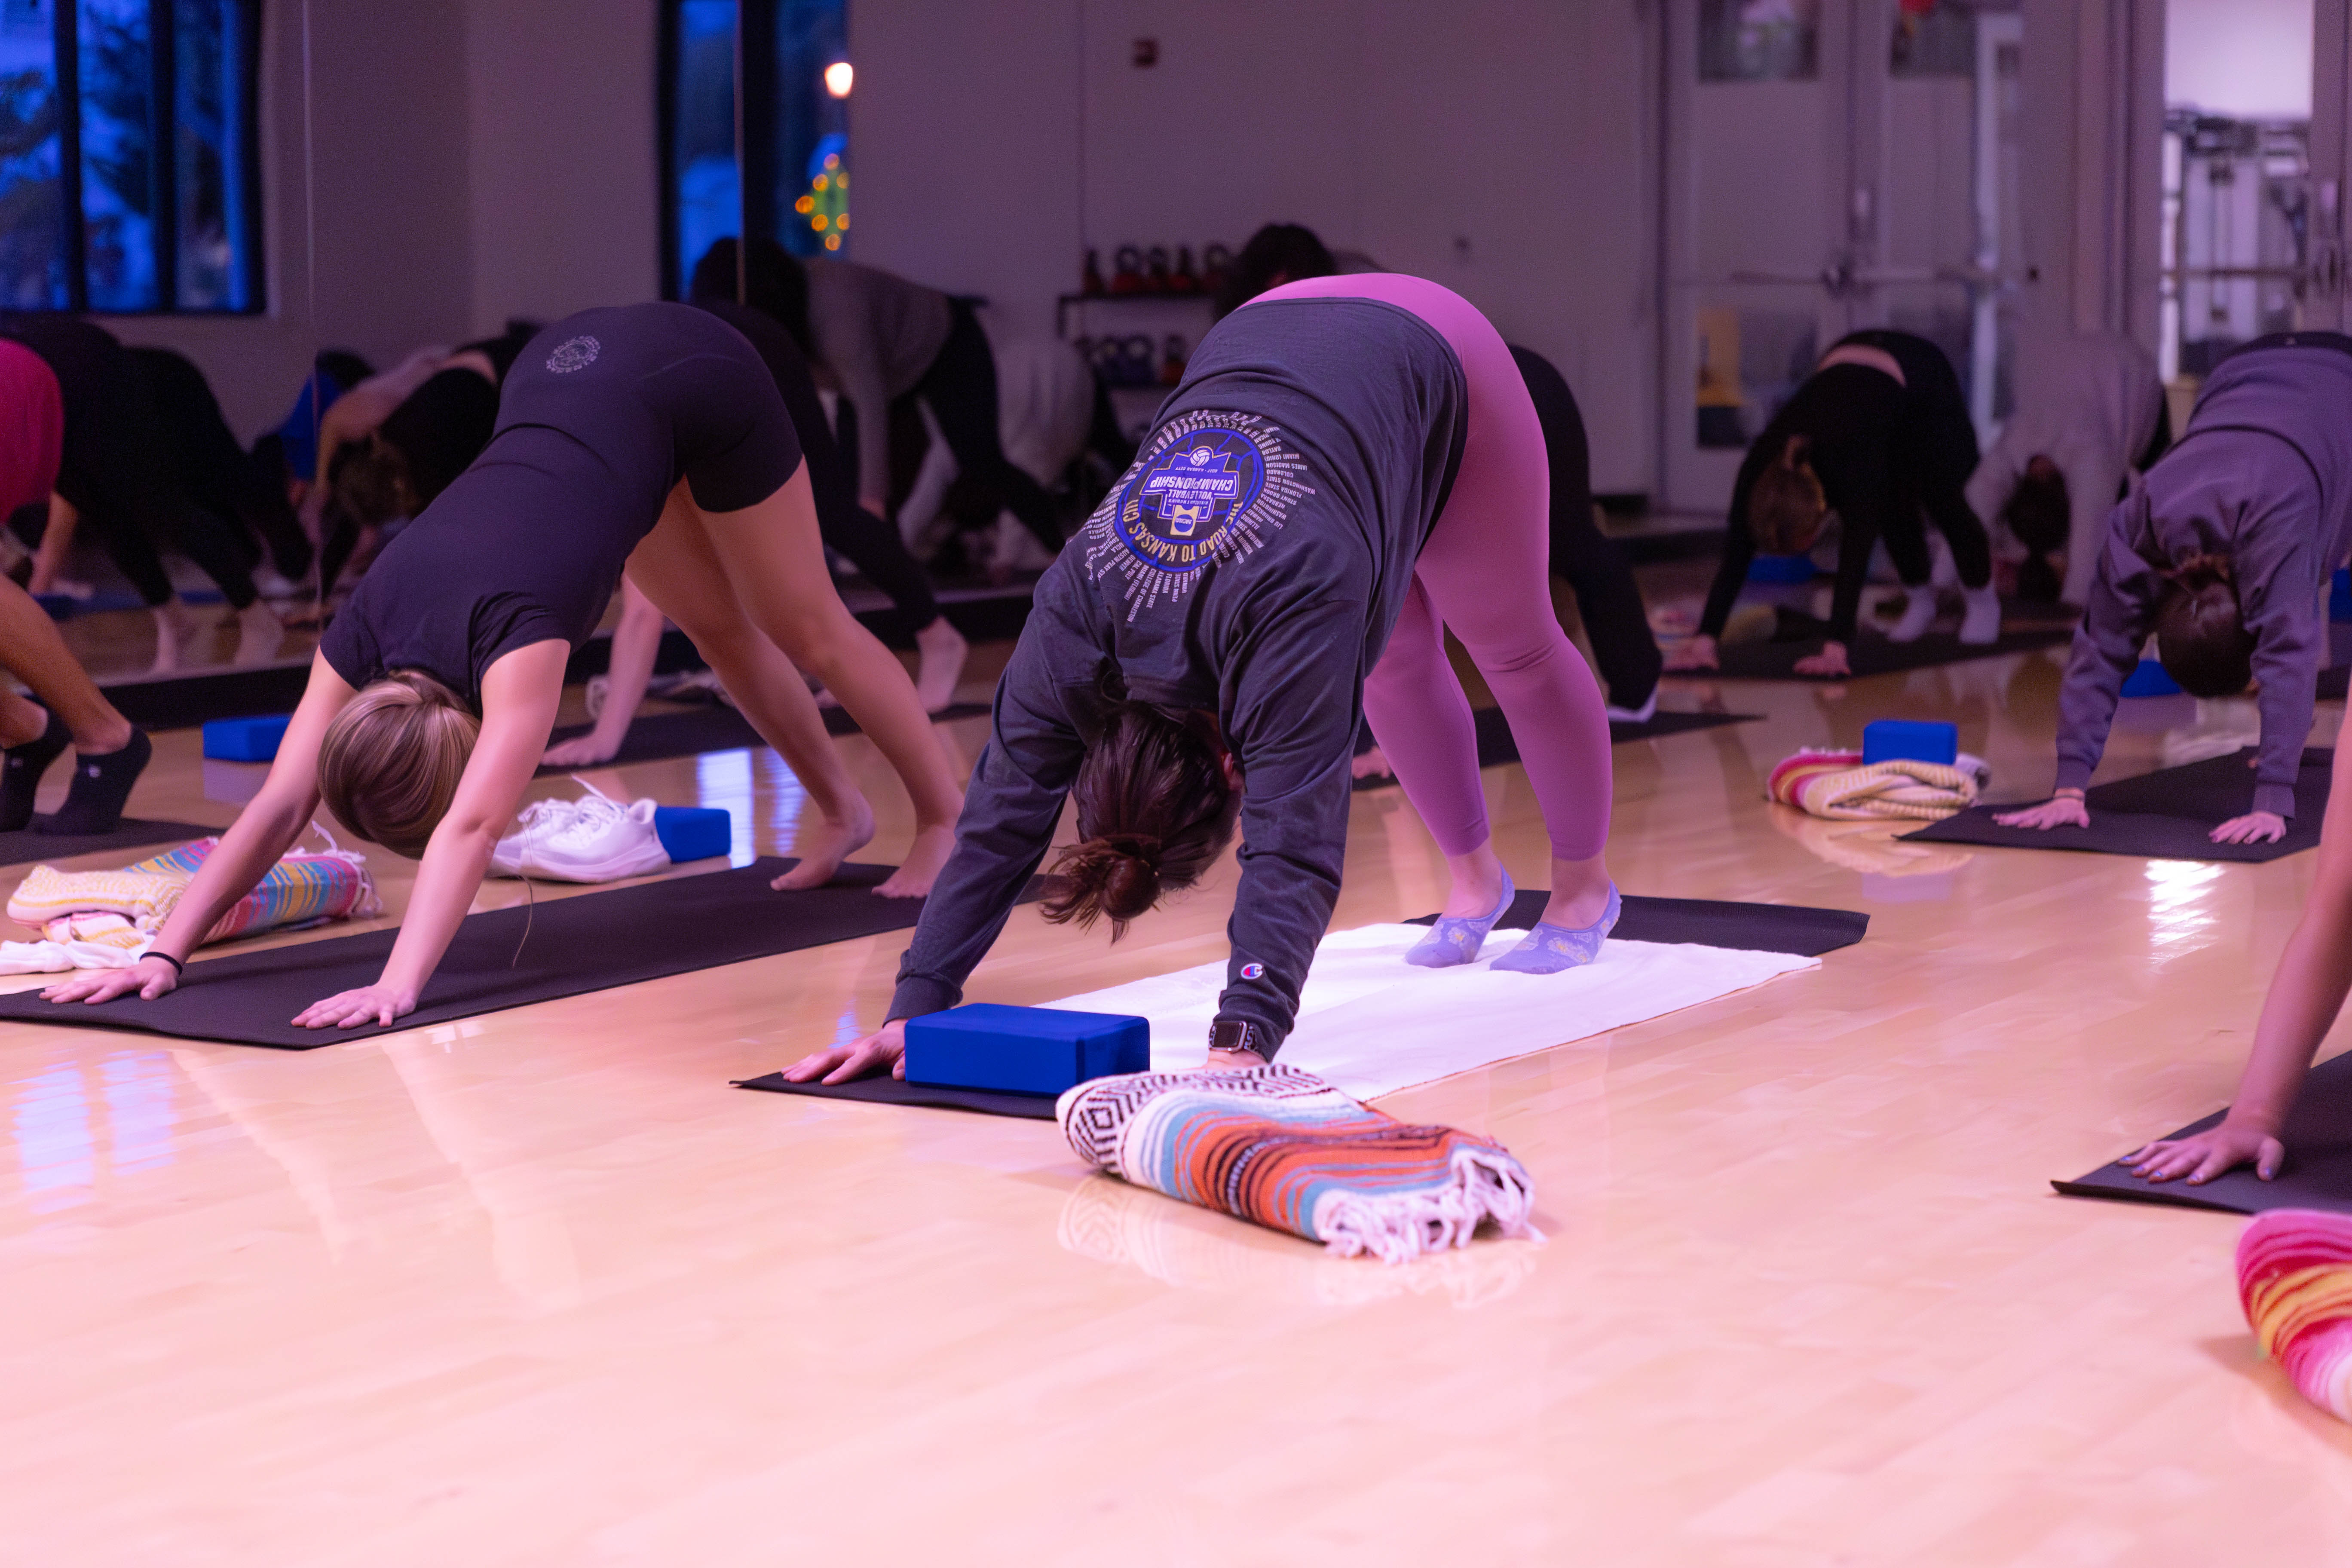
left=1958, top=582, right=2003, bottom=645
left=491, top=794, right=585, bottom=876
left=1886, top=588, right=1939, bottom=643
left=505, top=780, right=669, bottom=883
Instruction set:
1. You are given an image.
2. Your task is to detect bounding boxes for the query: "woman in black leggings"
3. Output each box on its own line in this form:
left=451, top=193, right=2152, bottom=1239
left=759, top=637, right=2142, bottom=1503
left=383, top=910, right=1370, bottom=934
left=0, top=315, right=282, bottom=670
left=1673, top=329, right=1997, bottom=679
left=692, top=239, right=1066, bottom=560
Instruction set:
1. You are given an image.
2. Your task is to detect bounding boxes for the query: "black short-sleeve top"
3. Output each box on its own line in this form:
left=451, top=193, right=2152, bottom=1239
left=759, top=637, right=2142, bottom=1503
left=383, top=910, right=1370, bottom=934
left=319, top=302, right=804, bottom=706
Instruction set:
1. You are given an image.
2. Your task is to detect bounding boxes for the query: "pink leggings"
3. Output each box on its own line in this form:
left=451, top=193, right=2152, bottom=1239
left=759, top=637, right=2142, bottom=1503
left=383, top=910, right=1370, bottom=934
left=1246, top=275, right=1612, bottom=862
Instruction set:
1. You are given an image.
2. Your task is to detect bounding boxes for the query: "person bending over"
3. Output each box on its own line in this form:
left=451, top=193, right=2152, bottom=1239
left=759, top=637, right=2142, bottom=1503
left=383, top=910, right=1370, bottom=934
left=2127, top=738, right=2352, bottom=1183
left=1669, top=330, right=1999, bottom=679
left=0, top=315, right=283, bottom=670
left=1213, top=222, right=1663, bottom=722
left=1967, top=331, right=2170, bottom=606
left=307, top=323, right=538, bottom=588
left=40, top=303, right=965, bottom=1030
left=784, top=274, right=1619, bottom=1084
left=0, top=338, right=150, bottom=830
left=544, top=294, right=968, bottom=769
left=1994, top=333, right=2352, bottom=848
left=692, top=238, right=1068, bottom=560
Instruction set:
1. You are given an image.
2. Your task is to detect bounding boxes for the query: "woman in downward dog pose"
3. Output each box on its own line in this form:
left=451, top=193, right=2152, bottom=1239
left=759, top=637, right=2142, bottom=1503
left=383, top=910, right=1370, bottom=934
left=1669, top=329, right=1999, bottom=678
left=1993, top=333, right=2352, bottom=847
left=40, top=303, right=964, bottom=1029
left=786, top=274, right=1617, bottom=1084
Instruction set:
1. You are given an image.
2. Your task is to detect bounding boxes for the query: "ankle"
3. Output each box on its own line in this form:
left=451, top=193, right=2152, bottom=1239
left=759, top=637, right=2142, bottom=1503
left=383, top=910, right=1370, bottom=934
left=71, top=717, right=134, bottom=755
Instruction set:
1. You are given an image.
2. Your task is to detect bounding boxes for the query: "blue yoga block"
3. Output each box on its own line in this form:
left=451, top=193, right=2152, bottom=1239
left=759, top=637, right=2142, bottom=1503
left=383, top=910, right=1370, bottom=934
left=2334, top=567, right=2351, bottom=622
left=651, top=805, right=730, bottom=863
left=1747, top=553, right=1816, bottom=584
left=903, top=1003, right=1151, bottom=1096
left=1861, top=718, right=1958, bottom=767
left=202, top=714, right=291, bottom=763
left=2121, top=658, right=2184, bottom=698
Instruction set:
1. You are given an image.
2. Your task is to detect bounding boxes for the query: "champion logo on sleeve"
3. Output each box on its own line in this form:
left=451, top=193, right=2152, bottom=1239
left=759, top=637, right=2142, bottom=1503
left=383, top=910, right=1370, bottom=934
left=1238, top=962, right=1265, bottom=980
left=1081, top=410, right=1315, bottom=621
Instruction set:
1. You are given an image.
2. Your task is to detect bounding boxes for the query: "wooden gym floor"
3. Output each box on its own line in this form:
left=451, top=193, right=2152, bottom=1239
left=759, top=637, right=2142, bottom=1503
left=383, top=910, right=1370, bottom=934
left=4, top=597, right=2352, bottom=1564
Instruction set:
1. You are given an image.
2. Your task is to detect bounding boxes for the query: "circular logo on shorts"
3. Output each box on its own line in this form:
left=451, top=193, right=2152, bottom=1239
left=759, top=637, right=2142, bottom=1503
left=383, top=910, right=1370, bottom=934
left=545, top=335, right=600, bottom=374
left=1110, top=425, right=1267, bottom=576
left=1239, top=962, right=1265, bottom=980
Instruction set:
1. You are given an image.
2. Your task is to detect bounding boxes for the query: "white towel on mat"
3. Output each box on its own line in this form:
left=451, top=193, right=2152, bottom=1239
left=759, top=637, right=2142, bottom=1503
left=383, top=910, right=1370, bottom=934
left=1041, top=924, right=1818, bottom=1102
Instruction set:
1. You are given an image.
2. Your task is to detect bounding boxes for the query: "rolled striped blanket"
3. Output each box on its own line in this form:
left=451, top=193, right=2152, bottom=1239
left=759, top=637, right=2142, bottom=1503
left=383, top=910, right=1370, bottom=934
left=2239, top=1208, right=2352, bottom=1422
left=1055, top=1063, right=1540, bottom=1264
left=1766, top=747, right=1979, bottom=821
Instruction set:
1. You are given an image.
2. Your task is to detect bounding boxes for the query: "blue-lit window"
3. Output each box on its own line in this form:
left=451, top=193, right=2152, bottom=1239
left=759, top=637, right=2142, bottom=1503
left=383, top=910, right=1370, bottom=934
left=0, top=0, right=260, bottom=314
left=660, top=0, right=850, bottom=296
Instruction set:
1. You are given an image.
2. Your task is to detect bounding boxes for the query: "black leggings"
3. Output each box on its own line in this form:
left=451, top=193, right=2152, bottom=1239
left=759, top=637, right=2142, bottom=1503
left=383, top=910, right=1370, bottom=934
left=1511, top=345, right=1660, bottom=710
left=913, top=299, right=1064, bottom=557
left=1832, top=329, right=1992, bottom=591
left=132, top=346, right=312, bottom=582
left=61, top=364, right=259, bottom=609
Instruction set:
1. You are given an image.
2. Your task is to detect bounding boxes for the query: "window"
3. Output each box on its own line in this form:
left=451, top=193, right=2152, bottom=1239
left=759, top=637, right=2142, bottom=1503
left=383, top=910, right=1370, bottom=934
left=0, top=0, right=259, bottom=312
left=659, top=0, right=850, bottom=297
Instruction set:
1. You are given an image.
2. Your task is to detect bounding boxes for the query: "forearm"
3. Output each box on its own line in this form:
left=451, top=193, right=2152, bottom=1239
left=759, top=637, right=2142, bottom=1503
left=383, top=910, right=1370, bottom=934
left=150, top=793, right=314, bottom=960
left=592, top=588, right=664, bottom=746
left=2229, top=905, right=2352, bottom=1130
left=377, top=821, right=499, bottom=998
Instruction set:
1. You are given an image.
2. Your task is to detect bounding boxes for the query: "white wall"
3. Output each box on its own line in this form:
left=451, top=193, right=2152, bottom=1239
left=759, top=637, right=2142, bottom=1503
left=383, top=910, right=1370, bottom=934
left=854, top=0, right=1660, bottom=493
left=464, top=0, right=662, bottom=337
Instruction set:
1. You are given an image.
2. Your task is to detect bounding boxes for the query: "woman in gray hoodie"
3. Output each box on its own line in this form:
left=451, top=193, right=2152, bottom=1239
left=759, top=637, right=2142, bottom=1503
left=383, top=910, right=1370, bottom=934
left=1997, top=334, right=2352, bottom=845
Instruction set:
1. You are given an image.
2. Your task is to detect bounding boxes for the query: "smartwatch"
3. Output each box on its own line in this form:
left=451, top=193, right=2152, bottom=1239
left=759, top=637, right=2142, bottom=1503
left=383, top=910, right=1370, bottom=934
left=1207, top=1018, right=1268, bottom=1062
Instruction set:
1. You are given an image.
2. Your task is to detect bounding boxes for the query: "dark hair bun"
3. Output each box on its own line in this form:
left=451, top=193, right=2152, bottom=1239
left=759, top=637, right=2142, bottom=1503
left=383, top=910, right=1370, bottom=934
left=1041, top=699, right=1241, bottom=940
left=2154, top=552, right=2255, bottom=697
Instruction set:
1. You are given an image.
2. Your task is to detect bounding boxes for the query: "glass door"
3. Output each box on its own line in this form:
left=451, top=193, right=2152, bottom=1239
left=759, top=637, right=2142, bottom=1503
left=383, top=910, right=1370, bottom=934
left=1660, top=0, right=2020, bottom=512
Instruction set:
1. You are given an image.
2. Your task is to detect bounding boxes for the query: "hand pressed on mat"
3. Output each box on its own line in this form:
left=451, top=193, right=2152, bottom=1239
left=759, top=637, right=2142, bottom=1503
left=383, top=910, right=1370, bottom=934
left=293, top=981, right=417, bottom=1030
left=1994, top=790, right=2088, bottom=832
left=2128, top=1118, right=2286, bottom=1185
left=784, top=1017, right=907, bottom=1083
left=2212, top=810, right=2288, bottom=846
left=40, top=953, right=180, bottom=1006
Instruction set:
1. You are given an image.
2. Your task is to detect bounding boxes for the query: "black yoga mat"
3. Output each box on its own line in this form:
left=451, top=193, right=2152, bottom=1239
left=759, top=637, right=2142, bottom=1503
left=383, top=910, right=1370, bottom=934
left=2055, top=1050, right=2352, bottom=1216
left=1351, top=705, right=1757, bottom=791
left=0, top=859, right=1038, bottom=1049
left=0, top=818, right=213, bottom=867
left=1409, top=889, right=1867, bottom=957
left=1694, top=606, right=2074, bottom=682
left=100, top=662, right=312, bottom=730
left=1901, top=747, right=2328, bottom=864
left=539, top=700, right=993, bottom=774
left=734, top=1072, right=1059, bottom=1120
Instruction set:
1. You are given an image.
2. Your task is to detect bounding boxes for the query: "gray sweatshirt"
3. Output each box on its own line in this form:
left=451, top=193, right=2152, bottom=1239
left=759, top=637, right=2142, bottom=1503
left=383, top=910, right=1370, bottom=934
left=887, top=297, right=1467, bottom=1053
left=1966, top=332, right=2167, bottom=605
left=2054, top=340, right=2352, bottom=817
left=804, top=259, right=952, bottom=505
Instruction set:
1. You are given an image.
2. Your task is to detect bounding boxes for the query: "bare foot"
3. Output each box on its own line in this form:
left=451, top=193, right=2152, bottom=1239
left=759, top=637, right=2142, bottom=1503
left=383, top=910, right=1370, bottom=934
left=913, top=619, right=970, bottom=713
left=233, top=600, right=285, bottom=666
left=873, top=823, right=956, bottom=897
left=1351, top=744, right=1394, bottom=781
left=772, top=796, right=878, bottom=891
